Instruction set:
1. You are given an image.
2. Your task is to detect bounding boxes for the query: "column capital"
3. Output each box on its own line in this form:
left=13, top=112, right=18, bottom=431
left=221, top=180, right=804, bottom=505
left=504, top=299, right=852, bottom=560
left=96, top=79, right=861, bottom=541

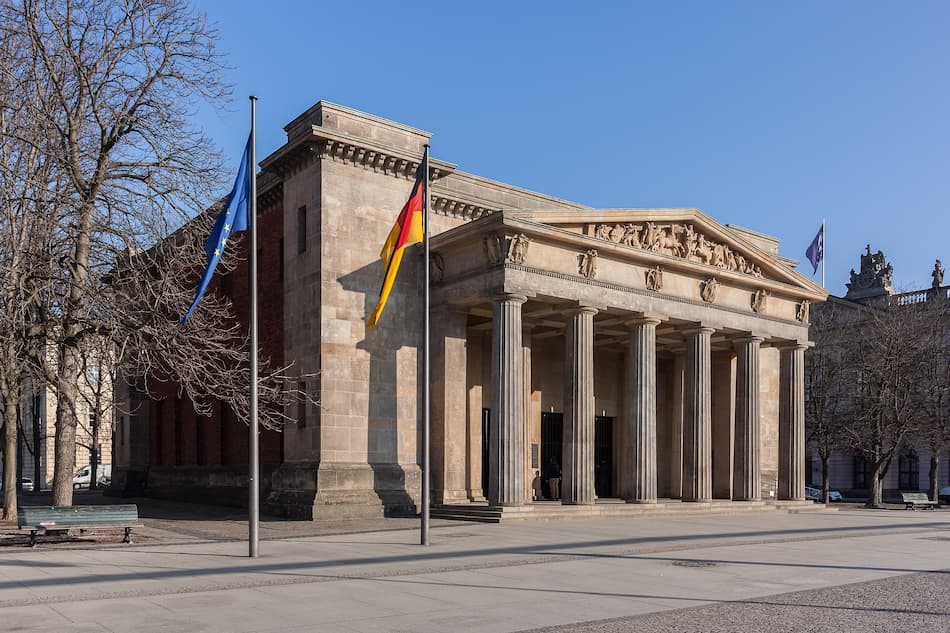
left=732, top=334, right=765, bottom=348
left=564, top=303, right=599, bottom=317
left=775, top=340, right=813, bottom=351
left=681, top=324, right=716, bottom=336
left=627, top=312, right=663, bottom=327
left=492, top=293, right=528, bottom=306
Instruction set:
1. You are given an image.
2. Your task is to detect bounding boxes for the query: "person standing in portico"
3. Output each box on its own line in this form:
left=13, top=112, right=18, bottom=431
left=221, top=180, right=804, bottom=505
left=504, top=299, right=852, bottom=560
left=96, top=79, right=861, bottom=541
left=545, top=456, right=561, bottom=500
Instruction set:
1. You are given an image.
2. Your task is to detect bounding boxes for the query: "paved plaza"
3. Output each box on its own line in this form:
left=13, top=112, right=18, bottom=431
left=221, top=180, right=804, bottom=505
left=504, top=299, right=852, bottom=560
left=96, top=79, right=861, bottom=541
left=1, top=502, right=948, bottom=632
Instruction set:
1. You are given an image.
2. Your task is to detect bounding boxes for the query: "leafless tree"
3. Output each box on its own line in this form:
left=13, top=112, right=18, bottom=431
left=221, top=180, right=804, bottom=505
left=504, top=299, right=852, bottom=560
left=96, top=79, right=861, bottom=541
left=843, top=298, right=930, bottom=507
left=805, top=301, right=851, bottom=504
left=0, top=22, right=59, bottom=519
left=0, top=0, right=308, bottom=508
left=915, top=295, right=950, bottom=501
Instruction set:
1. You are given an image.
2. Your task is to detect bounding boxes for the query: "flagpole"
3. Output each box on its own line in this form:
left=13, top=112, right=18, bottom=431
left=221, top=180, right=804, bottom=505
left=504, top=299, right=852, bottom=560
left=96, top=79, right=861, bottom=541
left=421, top=144, right=431, bottom=547
left=821, top=218, right=826, bottom=289
left=248, top=96, right=260, bottom=558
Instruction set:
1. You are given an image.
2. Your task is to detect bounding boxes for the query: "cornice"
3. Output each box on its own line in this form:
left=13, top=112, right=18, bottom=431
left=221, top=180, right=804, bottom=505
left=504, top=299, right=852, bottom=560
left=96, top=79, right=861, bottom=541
left=260, top=125, right=457, bottom=182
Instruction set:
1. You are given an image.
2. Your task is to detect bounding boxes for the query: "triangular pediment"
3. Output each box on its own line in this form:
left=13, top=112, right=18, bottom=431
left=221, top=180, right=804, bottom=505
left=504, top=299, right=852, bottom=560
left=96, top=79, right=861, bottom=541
left=501, top=208, right=826, bottom=297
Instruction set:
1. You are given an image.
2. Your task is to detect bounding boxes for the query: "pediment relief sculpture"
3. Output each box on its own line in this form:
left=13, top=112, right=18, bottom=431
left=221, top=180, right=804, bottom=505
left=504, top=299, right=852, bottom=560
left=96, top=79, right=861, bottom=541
left=700, top=277, right=720, bottom=303
left=645, top=265, right=663, bottom=291
left=578, top=249, right=598, bottom=279
left=593, top=221, right=764, bottom=278
left=751, top=288, right=769, bottom=313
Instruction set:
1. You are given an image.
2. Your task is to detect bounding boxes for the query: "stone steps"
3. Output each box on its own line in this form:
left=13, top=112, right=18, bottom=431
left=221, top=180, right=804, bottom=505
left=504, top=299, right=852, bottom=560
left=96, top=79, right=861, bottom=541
left=431, top=499, right=828, bottom=523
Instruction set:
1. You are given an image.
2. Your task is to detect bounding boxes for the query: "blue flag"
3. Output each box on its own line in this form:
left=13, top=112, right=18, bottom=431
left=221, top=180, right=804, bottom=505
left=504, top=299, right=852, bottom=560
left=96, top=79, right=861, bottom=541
left=180, top=135, right=251, bottom=324
left=805, top=224, right=823, bottom=274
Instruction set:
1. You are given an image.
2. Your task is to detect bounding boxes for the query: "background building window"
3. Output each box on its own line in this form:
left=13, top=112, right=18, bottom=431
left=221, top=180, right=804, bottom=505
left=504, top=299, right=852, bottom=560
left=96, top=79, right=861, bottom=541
left=853, top=454, right=871, bottom=489
left=898, top=449, right=919, bottom=490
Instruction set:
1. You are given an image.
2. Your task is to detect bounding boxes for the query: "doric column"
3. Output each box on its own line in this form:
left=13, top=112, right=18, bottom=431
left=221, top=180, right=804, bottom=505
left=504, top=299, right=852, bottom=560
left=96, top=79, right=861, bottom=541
left=733, top=336, right=763, bottom=501
left=669, top=353, right=685, bottom=498
left=682, top=326, right=714, bottom=502
left=431, top=306, right=469, bottom=504
left=563, top=305, right=597, bottom=505
left=626, top=316, right=661, bottom=503
left=778, top=343, right=808, bottom=501
left=489, top=294, right=527, bottom=506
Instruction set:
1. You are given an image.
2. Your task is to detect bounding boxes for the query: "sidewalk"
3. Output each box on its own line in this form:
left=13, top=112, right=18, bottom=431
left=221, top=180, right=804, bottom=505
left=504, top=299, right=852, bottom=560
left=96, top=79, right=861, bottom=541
left=1, top=499, right=948, bottom=632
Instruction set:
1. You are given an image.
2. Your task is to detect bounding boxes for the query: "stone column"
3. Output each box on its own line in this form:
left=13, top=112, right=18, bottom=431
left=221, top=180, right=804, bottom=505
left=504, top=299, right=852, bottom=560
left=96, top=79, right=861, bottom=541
left=489, top=294, right=527, bottom=506
left=682, top=326, right=714, bottom=502
left=733, top=336, right=763, bottom=501
left=563, top=306, right=597, bottom=505
left=626, top=316, right=661, bottom=503
left=778, top=343, right=808, bottom=501
left=522, top=324, right=535, bottom=501
left=669, top=353, right=685, bottom=498
left=465, top=333, right=485, bottom=501
left=431, top=306, right=469, bottom=504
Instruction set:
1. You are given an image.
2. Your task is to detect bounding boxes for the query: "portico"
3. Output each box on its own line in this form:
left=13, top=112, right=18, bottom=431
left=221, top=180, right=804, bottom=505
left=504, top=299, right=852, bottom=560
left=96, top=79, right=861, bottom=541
left=429, top=209, right=826, bottom=511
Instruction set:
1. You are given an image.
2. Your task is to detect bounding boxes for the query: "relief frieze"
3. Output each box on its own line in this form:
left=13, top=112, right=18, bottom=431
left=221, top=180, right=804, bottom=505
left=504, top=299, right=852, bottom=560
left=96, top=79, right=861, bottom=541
left=593, top=222, right=764, bottom=278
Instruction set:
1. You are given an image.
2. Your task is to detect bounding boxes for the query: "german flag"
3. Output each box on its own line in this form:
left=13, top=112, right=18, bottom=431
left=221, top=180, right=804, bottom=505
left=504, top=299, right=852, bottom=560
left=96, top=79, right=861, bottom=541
left=367, top=148, right=427, bottom=328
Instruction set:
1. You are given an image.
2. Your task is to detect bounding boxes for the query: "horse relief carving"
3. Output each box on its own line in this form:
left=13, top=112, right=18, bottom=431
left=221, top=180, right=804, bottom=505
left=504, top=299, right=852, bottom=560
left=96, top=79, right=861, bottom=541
left=592, top=222, right=764, bottom=278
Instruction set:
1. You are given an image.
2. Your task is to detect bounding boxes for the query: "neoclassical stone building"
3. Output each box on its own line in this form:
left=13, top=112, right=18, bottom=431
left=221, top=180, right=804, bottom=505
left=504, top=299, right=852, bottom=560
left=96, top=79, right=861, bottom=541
left=113, top=102, right=827, bottom=519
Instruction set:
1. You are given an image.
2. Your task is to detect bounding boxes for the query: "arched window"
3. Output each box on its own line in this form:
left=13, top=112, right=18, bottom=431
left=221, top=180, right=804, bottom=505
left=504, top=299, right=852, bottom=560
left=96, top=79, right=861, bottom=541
left=898, top=449, right=920, bottom=491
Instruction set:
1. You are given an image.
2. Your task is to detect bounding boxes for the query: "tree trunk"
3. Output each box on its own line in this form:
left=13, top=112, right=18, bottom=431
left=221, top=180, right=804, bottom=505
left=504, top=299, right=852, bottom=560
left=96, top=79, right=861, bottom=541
left=2, top=396, right=18, bottom=521
left=31, top=394, right=41, bottom=491
left=821, top=456, right=831, bottom=504
left=51, top=346, right=82, bottom=506
left=866, top=462, right=884, bottom=508
left=929, top=454, right=940, bottom=502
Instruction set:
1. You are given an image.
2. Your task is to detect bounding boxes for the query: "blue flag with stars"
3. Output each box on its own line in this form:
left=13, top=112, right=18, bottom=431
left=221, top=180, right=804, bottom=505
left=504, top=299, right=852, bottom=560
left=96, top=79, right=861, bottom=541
left=180, top=135, right=251, bottom=324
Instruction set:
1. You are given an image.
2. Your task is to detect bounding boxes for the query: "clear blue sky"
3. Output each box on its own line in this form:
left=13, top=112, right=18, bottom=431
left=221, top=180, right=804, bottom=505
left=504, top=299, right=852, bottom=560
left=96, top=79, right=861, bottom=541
left=193, top=0, right=949, bottom=296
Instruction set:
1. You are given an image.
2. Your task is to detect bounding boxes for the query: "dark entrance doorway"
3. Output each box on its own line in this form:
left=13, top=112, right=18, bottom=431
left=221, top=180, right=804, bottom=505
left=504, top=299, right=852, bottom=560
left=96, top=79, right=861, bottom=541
left=481, top=408, right=490, bottom=499
left=541, top=412, right=563, bottom=500
left=595, top=416, right=613, bottom=498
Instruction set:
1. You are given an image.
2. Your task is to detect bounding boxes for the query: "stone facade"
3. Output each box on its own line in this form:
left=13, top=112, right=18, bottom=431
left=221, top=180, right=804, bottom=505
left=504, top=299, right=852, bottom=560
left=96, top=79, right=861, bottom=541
left=114, top=101, right=828, bottom=517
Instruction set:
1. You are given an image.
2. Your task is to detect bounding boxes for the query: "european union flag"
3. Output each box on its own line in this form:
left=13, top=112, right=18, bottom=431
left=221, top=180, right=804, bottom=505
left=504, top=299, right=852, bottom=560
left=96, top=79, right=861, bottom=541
left=805, top=224, right=824, bottom=275
left=180, top=135, right=251, bottom=324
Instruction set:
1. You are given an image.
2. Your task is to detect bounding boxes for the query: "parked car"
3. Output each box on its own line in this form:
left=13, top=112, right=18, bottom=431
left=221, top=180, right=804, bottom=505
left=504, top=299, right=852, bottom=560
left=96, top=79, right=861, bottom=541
left=939, top=486, right=950, bottom=505
left=72, top=465, right=112, bottom=489
left=0, top=477, right=33, bottom=492
left=805, top=485, right=842, bottom=502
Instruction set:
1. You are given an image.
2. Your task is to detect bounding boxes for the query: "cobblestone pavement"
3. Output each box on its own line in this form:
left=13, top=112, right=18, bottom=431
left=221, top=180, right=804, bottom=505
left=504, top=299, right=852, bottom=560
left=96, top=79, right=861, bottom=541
left=522, top=569, right=950, bottom=633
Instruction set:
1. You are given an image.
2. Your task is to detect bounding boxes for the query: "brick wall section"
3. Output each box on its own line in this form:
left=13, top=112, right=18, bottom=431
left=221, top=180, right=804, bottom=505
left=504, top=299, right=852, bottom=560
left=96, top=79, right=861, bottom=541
left=147, top=191, right=285, bottom=467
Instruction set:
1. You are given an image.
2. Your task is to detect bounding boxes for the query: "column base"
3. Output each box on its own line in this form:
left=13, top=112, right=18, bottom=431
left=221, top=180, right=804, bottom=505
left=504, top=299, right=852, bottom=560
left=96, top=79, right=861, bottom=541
left=263, top=461, right=421, bottom=520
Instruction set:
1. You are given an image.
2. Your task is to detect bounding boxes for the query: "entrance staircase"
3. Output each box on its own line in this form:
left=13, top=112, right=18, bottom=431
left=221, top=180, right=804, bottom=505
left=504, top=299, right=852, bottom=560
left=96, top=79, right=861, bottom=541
left=431, top=498, right=832, bottom=524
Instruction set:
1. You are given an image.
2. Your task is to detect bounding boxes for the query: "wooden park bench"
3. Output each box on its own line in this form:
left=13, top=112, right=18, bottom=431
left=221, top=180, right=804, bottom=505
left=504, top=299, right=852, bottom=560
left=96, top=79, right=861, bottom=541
left=17, top=504, right=141, bottom=548
left=900, top=492, right=937, bottom=511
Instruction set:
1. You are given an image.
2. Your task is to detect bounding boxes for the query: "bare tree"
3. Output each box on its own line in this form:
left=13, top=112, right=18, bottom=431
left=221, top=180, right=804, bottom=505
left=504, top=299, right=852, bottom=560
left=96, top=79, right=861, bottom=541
left=844, top=298, right=929, bottom=507
left=1, top=0, right=310, bottom=509
left=0, top=23, right=59, bottom=519
left=805, top=301, right=851, bottom=504
left=916, top=295, right=950, bottom=501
